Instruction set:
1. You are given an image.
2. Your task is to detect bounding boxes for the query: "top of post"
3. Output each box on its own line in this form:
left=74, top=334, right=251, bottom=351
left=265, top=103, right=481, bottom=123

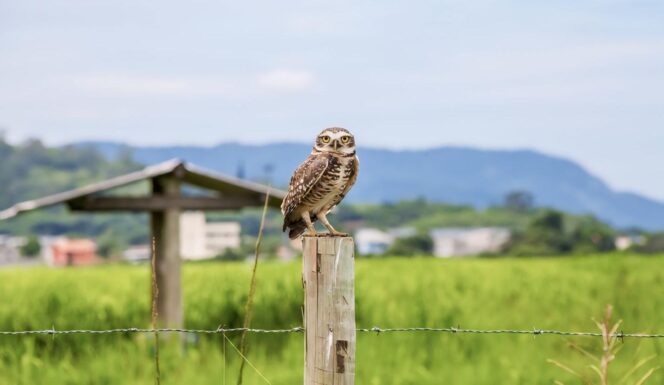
left=302, top=235, right=354, bottom=255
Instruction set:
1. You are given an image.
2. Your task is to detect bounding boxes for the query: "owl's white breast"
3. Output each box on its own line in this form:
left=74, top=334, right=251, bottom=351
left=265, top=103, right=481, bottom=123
left=311, top=156, right=354, bottom=214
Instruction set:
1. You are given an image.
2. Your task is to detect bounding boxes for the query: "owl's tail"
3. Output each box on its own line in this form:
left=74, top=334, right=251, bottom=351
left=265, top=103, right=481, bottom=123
left=287, top=220, right=308, bottom=240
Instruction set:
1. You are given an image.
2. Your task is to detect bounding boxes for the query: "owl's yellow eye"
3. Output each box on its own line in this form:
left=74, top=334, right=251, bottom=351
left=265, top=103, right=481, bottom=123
left=340, top=136, right=350, bottom=144
left=321, top=136, right=331, bottom=143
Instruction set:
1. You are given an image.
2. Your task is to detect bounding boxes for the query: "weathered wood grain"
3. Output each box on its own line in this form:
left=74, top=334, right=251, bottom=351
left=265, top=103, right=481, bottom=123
left=150, top=176, right=183, bottom=328
left=303, top=236, right=355, bottom=385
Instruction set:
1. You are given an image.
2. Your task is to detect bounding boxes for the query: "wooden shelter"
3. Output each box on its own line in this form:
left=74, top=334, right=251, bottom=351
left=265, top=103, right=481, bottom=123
left=0, top=159, right=285, bottom=327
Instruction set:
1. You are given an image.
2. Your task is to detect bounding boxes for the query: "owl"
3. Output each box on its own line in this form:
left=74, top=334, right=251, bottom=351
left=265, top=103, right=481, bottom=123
left=281, top=127, right=359, bottom=239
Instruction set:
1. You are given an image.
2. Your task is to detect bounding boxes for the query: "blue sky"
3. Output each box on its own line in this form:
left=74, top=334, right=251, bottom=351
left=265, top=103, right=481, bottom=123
left=1, top=0, right=663, bottom=200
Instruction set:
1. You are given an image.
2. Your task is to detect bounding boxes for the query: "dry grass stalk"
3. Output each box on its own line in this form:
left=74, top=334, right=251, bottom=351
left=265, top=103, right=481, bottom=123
left=236, top=189, right=270, bottom=385
left=548, top=305, right=659, bottom=385
left=151, top=237, right=161, bottom=385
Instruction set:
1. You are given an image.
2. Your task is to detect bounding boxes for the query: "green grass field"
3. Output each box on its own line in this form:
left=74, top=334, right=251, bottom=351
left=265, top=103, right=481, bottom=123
left=1, top=254, right=663, bottom=385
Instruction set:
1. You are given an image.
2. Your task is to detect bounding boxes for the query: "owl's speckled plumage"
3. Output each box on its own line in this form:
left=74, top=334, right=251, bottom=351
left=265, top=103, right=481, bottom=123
left=281, top=127, right=359, bottom=239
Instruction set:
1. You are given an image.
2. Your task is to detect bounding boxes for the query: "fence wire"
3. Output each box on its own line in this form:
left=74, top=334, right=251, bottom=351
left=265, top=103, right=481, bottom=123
left=1, top=326, right=663, bottom=339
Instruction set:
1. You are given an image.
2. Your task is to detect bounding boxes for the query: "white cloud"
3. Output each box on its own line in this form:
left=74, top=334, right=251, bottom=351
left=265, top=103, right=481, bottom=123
left=257, top=69, right=316, bottom=92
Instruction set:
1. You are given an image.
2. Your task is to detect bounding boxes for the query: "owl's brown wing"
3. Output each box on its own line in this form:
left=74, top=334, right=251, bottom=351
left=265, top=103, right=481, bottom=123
left=281, top=154, right=330, bottom=228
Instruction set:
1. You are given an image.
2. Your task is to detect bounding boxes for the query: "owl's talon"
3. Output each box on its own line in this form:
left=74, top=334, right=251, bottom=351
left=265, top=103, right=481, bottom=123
left=328, top=231, right=348, bottom=237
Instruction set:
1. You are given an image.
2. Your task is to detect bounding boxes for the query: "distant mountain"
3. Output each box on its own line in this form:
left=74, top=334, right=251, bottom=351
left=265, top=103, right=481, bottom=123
left=74, top=141, right=664, bottom=230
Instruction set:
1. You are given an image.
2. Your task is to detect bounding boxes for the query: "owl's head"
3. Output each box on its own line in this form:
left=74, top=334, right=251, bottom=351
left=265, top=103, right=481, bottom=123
left=313, top=127, right=356, bottom=155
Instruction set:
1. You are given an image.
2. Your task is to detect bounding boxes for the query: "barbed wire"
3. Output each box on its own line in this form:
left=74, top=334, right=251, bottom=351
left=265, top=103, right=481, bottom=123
left=0, top=327, right=303, bottom=336
left=358, top=327, right=664, bottom=339
left=1, top=326, right=663, bottom=339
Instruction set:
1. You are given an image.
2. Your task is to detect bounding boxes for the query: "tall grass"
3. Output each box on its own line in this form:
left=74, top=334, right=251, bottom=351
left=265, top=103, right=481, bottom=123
left=1, top=254, right=663, bottom=384
left=548, top=305, right=659, bottom=385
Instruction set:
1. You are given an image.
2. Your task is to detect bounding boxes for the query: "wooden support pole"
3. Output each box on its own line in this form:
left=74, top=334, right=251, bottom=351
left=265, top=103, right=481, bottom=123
left=150, top=176, right=183, bottom=328
left=302, top=236, right=355, bottom=385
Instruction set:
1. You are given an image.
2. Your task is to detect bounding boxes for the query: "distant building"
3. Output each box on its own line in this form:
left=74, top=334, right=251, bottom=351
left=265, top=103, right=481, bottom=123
left=355, top=228, right=392, bottom=255
left=180, top=211, right=241, bottom=260
left=50, top=238, right=98, bottom=266
left=614, top=235, right=645, bottom=251
left=40, top=236, right=64, bottom=265
left=354, top=227, right=416, bottom=255
left=615, top=236, right=632, bottom=251
left=388, top=227, right=417, bottom=239
left=124, top=213, right=242, bottom=262
left=1, top=235, right=72, bottom=267
left=430, top=227, right=511, bottom=257
left=0, top=235, right=24, bottom=265
left=205, top=222, right=241, bottom=255
left=123, top=244, right=151, bottom=263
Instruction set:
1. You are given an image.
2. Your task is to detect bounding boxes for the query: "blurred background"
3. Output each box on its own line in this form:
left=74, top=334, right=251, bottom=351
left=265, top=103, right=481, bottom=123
left=1, top=1, right=663, bottom=384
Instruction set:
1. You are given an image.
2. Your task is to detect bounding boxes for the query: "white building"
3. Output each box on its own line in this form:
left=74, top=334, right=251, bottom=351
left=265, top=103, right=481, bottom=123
left=354, top=227, right=416, bottom=255
left=355, top=228, right=392, bottom=255
left=180, top=211, right=241, bottom=260
left=39, top=236, right=65, bottom=266
left=614, top=235, right=645, bottom=251
left=430, top=227, right=511, bottom=257
left=0, top=235, right=24, bottom=265
left=123, top=244, right=151, bottom=263
left=0, top=235, right=60, bottom=266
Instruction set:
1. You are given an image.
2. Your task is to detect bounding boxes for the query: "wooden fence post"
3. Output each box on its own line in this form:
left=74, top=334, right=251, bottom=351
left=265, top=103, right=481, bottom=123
left=302, top=236, right=356, bottom=385
left=150, top=175, right=183, bottom=328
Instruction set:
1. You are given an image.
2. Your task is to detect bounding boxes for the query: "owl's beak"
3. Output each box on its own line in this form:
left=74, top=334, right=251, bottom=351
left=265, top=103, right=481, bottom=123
left=333, top=140, right=338, bottom=150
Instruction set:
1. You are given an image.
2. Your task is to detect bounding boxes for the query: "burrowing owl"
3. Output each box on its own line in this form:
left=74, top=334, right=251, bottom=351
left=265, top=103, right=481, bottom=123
left=281, top=127, right=359, bottom=239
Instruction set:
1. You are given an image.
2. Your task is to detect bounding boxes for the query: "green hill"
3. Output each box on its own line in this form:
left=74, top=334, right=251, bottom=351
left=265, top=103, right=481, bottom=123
left=0, top=137, right=140, bottom=209
left=0, top=137, right=146, bottom=247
